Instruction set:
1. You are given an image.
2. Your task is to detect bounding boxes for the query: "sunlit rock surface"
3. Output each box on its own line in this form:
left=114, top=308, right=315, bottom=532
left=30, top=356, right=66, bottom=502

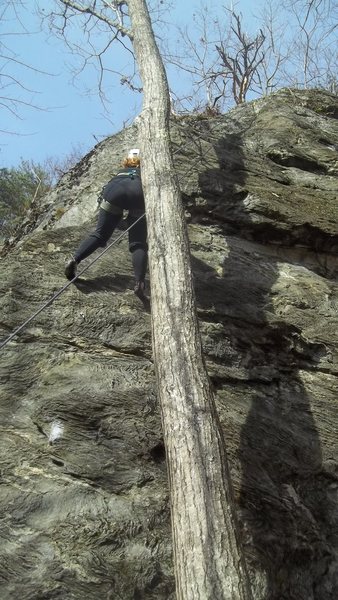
left=1, top=89, right=338, bottom=599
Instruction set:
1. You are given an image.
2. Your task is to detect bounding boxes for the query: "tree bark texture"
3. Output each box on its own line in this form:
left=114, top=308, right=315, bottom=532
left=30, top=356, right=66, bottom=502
left=127, top=1, right=252, bottom=598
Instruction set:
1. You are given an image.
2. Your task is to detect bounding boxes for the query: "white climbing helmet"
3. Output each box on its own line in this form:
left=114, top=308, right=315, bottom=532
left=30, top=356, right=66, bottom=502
left=128, top=148, right=140, bottom=159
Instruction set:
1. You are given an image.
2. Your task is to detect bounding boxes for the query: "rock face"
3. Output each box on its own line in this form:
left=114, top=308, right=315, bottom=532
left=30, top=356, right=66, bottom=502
left=1, top=89, right=338, bottom=599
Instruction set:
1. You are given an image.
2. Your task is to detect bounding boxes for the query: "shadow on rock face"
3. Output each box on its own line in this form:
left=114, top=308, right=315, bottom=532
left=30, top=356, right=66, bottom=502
left=191, top=109, right=337, bottom=599
left=74, top=274, right=133, bottom=294
left=73, top=275, right=151, bottom=312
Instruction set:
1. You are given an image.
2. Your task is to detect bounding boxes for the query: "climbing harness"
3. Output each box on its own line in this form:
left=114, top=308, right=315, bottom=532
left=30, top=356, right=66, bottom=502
left=116, top=168, right=139, bottom=179
left=0, top=213, right=145, bottom=350
left=1, top=119, right=222, bottom=351
left=100, top=200, right=124, bottom=214
left=98, top=168, right=140, bottom=206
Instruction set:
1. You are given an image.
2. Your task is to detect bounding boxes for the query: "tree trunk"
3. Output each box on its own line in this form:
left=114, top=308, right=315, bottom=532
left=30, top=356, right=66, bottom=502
left=127, top=1, right=252, bottom=598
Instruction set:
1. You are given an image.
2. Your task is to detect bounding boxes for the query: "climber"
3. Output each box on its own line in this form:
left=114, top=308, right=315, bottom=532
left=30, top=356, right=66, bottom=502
left=65, top=148, right=147, bottom=298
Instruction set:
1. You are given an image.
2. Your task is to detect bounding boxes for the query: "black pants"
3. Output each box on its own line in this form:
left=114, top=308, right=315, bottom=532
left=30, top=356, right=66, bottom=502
left=74, top=208, right=148, bottom=282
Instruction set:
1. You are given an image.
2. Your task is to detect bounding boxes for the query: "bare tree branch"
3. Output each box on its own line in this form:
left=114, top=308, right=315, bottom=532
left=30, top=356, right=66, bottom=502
left=40, top=0, right=140, bottom=116
left=58, top=0, right=132, bottom=38
left=0, top=1, right=53, bottom=127
left=216, top=11, right=266, bottom=104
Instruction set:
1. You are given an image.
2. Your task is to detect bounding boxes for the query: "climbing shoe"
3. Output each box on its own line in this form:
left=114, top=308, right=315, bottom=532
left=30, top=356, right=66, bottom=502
left=65, top=258, right=77, bottom=280
left=134, top=280, right=145, bottom=299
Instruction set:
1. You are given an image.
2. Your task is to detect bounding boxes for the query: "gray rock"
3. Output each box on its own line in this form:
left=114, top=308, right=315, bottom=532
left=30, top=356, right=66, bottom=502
left=1, top=88, right=338, bottom=599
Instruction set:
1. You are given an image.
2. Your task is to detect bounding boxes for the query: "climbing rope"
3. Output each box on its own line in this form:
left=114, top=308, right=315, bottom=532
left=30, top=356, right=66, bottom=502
left=0, top=116, right=223, bottom=351
left=0, top=213, right=145, bottom=350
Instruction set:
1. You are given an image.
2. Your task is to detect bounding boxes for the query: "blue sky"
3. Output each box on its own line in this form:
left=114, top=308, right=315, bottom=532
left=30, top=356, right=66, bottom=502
left=0, top=0, right=268, bottom=169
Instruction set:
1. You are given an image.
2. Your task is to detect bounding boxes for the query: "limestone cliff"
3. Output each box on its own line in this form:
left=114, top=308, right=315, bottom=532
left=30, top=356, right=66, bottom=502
left=1, top=88, right=337, bottom=599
